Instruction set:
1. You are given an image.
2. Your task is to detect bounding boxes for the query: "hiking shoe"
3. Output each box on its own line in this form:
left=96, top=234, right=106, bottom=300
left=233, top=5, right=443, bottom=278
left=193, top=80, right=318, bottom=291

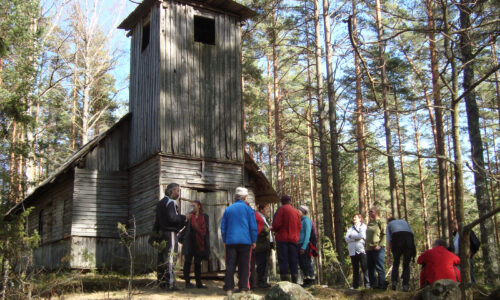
left=166, top=285, right=182, bottom=292
left=402, top=285, right=409, bottom=292
left=196, top=284, right=208, bottom=289
left=391, top=281, right=397, bottom=291
left=185, top=283, right=195, bottom=289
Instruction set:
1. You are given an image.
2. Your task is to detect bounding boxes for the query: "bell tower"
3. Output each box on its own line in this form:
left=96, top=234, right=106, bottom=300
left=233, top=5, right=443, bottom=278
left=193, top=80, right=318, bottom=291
left=118, top=0, right=255, bottom=166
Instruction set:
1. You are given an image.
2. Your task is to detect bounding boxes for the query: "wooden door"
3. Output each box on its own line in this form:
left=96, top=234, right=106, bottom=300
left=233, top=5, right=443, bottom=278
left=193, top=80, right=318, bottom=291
left=180, top=188, right=229, bottom=272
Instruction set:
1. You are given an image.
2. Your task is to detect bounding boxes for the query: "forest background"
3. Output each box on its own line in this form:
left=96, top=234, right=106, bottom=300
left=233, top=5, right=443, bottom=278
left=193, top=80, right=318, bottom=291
left=0, top=0, right=499, bottom=291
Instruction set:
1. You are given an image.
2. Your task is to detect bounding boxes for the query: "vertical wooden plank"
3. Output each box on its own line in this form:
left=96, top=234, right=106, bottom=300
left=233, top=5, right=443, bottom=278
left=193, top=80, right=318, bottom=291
left=160, top=1, right=169, bottom=153
left=230, top=17, right=237, bottom=161
left=172, top=3, right=180, bottom=154
left=235, top=18, right=243, bottom=162
left=180, top=3, right=188, bottom=155
left=207, top=42, right=214, bottom=158
left=199, top=41, right=205, bottom=158
left=222, top=14, right=228, bottom=160
left=228, top=15, right=235, bottom=160
left=167, top=0, right=174, bottom=153
left=187, top=6, right=195, bottom=157
left=191, top=10, right=200, bottom=158
left=214, top=14, right=222, bottom=159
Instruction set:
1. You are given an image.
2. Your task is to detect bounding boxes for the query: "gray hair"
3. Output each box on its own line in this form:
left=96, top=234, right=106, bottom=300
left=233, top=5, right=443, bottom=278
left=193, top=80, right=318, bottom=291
left=432, top=239, right=447, bottom=248
left=165, top=183, right=179, bottom=197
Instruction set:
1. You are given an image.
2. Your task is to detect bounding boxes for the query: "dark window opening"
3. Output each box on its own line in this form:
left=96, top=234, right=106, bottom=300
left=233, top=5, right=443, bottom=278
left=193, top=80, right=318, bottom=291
left=194, top=16, right=215, bottom=45
left=38, top=209, right=44, bottom=242
left=142, top=20, right=150, bottom=51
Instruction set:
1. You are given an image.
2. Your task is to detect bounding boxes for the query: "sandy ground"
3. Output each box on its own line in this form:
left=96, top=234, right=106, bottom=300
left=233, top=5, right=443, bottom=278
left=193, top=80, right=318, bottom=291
left=55, top=279, right=269, bottom=300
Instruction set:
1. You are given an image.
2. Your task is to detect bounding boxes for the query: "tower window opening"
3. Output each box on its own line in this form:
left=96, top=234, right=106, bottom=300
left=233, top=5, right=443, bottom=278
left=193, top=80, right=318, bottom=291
left=142, top=19, right=150, bottom=51
left=194, top=15, right=215, bottom=45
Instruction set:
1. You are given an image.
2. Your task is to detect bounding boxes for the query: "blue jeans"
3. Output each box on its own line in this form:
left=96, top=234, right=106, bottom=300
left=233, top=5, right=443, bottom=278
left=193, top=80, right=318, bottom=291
left=367, top=247, right=385, bottom=288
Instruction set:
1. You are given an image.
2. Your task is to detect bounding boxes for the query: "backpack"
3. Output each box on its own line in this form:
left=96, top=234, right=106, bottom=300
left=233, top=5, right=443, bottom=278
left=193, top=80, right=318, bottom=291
left=308, top=219, right=319, bottom=257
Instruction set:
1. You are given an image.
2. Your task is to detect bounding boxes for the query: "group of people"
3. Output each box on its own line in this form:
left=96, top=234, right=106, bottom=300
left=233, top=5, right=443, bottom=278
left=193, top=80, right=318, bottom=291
left=153, top=183, right=210, bottom=291
left=220, top=188, right=316, bottom=295
left=153, top=184, right=316, bottom=294
left=346, top=206, right=480, bottom=292
left=153, top=184, right=479, bottom=293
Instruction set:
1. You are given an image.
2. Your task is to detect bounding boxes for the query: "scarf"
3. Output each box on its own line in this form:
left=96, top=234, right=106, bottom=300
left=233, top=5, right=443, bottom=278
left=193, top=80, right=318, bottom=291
left=191, top=213, right=207, bottom=252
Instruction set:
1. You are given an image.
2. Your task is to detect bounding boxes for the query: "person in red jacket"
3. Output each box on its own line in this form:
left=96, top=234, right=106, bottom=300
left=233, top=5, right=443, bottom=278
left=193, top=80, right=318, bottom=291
left=272, top=195, right=301, bottom=283
left=417, top=239, right=461, bottom=287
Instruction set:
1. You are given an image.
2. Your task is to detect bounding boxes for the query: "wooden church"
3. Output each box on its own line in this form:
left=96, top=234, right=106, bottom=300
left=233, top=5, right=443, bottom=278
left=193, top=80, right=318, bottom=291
left=9, top=0, right=277, bottom=272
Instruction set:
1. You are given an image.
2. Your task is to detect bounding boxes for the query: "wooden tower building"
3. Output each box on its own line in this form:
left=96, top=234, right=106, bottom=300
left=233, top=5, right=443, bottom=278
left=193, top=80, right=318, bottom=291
left=10, top=0, right=277, bottom=272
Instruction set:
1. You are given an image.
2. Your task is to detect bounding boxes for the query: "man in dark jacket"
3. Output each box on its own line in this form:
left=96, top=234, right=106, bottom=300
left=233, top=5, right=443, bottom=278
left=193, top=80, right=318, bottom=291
left=153, top=183, right=190, bottom=291
left=272, top=195, right=301, bottom=283
left=451, top=219, right=480, bottom=283
left=221, top=187, right=258, bottom=295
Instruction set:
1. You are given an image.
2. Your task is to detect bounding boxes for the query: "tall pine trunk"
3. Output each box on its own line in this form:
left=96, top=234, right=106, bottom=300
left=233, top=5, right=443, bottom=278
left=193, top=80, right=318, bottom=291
left=375, top=0, right=399, bottom=218
left=458, top=0, right=500, bottom=285
left=427, top=0, right=450, bottom=241
left=313, top=0, right=334, bottom=243
left=267, top=58, right=274, bottom=187
left=271, top=7, right=285, bottom=196
left=323, top=0, right=345, bottom=267
left=352, top=0, right=368, bottom=217
left=413, top=102, right=431, bottom=249
left=394, top=91, right=408, bottom=220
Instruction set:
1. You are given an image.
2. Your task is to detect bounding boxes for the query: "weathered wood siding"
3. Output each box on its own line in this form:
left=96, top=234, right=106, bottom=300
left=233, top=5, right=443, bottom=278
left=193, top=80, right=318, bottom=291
left=128, top=156, right=161, bottom=236
left=84, top=118, right=129, bottom=172
left=70, top=236, right=127, bottom=270
left=72, top=169, right=129, bottom=238
left=129, top=2, right=161, bottom=166
left=132, top=155, right=244, bottom=272
left=159, top=2, right=243, bottom=162
left=128, top=156, right=161, bottom=271
left=27, top=174, right=74, bottom=269
left=128, top=1, right=244, bottom=165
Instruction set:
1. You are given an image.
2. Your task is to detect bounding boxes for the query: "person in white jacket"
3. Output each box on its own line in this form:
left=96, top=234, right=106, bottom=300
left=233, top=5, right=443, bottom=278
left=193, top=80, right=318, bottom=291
left=345, top=214, right=370, bottom=289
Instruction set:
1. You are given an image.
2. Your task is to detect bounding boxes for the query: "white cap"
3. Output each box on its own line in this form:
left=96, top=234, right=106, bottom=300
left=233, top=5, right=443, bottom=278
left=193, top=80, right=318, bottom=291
left=298, top=205, right=309, bottom=215
left=235, top=187, right=248, bottom=198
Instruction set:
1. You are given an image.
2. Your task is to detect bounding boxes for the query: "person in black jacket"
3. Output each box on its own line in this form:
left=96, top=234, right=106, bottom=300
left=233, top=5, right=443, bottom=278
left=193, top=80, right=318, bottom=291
left=181, top=200, right=210, bottom=289
left=451, top=219, right=480, bottom=283
left=153, top=183, right=190, bottom=291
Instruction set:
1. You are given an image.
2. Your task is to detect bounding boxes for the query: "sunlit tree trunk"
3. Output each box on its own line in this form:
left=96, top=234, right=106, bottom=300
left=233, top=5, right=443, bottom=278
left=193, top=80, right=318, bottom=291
left=394, top=91, right=407, bottom=220
left=271, top=6, right=285, bottom=196
left=458, top=0, right=499, bottom=285
left=313, top=0, right=334, bottom=243
left=323, top=0, right=345, bottom=266
left=352, top=0, right=368, bottom=217
left=375, top=0, right=399, bottom=218
left=413, top=102, right=431, bottom=249
left=267, top=58, right=274, bottom=187
left=427, top=0, right=449, bottom=241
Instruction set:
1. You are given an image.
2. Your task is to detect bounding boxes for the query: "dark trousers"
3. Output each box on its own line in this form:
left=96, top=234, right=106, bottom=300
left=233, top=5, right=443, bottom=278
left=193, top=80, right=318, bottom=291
left=367, top=247, right=385, bottom=288
left=299, top=246, right=314, bottom=279
left=157, top=231, right=178, bottom=287
left=224, top=244, right=252, bottom=292
left=351, top=253, right=369, bottom=288
left=276, top=242, right=299, bottom=276
left=249, top=251, right=257, bottom=289
left=391, top=231, right=414, bottom=286
left=183, top=253, right=202, bottom=286
left=255, top=250, right=270, bottom=285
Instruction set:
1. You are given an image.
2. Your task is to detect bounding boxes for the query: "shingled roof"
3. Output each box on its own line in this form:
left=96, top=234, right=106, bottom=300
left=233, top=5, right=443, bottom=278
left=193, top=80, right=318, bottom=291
left=118, top=0, right=256, bottom=31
